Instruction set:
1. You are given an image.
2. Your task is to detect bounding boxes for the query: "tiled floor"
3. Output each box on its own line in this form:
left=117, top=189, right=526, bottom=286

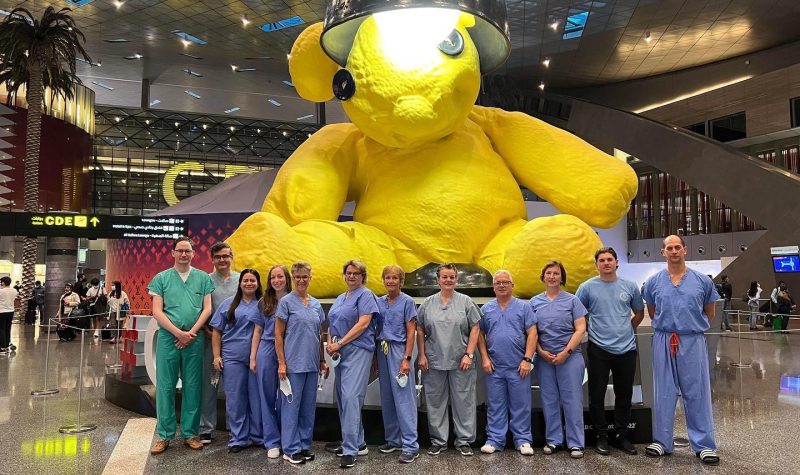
left=2, top=321, right=799, bottom=474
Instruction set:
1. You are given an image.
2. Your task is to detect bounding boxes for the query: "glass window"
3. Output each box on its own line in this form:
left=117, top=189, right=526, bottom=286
left=710, top=112, right=746, bottom=142
left=685, top=122, right=706, bottom=136
left=791, top=97, right=800, bottom=128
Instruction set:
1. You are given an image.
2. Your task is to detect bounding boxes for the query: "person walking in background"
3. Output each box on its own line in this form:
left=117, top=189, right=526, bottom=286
left=0, top=276, right=18, bottom=354
left=716, top=275, right=733, bottom=332
left=771, top=281, right=786, bottom=314
left=148, top=236, right=215, bottom=455
left=747, top=281, right=762, bottom=331
left=107, top=281, right=131, bottom=342
left=33, top=281, right=46, bottom=324
left=776, top=282, right=796, bottom=333
left=200, top=242, right=240, bottom=445
left=643, top=235, right=719, bottom=466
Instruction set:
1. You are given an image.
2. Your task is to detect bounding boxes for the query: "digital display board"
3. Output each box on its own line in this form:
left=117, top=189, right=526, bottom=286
left=773, top=255, right=800, bottom=273
left=0, top=212, right=188, bottom=239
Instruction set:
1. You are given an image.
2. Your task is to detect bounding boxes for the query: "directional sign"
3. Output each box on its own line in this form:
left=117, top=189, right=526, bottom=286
left=0, top=212, right=188, bottom=239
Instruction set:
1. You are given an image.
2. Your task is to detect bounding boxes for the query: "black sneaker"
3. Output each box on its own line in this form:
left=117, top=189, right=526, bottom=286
left=399, top=451, right=419, bottom=463
left=228, top=445, right=244, bottom=453
left=427, top=444, right=444, bottom=456
left=379, top=443, right=400, bottom=453
left=612, top=435, right=638, bottom=455
left=300, top=449, right=315, bottom=461
left=283, top=453, right=306, bottom=465
left=340, top=455, right=356, bottom=468
left=324, top=441, right=342, bottom=453
left=333, top=445, right=368, bottom=456
left=457, top=445, right=473, bottom=456
left=0, top=348, right=7, bottom=355
left=8, top=343, right=16, bottom=351
left=199, top=433, right=212, bottom=445
left=595, top=436, right=610, bottom=455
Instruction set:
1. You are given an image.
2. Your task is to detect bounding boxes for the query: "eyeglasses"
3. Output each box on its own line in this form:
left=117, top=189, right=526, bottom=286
left=174, top=249, right=193, bottom=254
left=345, top=272, right=363, bottom=277
left=212, top=254, right=232, bottom=260
left=293, top=275, right=310, bottom=281
left=494, top=281, right=513, bottom=286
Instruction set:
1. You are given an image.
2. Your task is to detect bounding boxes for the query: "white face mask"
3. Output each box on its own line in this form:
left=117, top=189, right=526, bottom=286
left=395, top=372, right=409, bottom=388
left=329, top=353, right=341, bottom=368
left=279, top=377, right=293, bottom=402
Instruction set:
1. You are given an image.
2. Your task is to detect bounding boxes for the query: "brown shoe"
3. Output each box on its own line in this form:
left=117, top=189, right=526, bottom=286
left=150, top=439, right=169, bottom=455
left=184, top=437, right=204, bottom=450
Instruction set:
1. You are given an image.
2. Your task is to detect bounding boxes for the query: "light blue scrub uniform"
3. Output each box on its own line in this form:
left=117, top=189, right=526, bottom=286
left=328, top=286, right=380, bottom=457
left=376, top=292, right=418, bottom=453
left=276, top=292, right=325, bottom=456
left=643, top=268, right=719, bottom=454
left=200, top=271, right=239, bottom=436
left=480, top=297, right=537, bottom=450
left=530, top=291, right=587, bottom=449
left=209, top=297, right=262, bottom=447
left=248, top=299, right=282, bottom=451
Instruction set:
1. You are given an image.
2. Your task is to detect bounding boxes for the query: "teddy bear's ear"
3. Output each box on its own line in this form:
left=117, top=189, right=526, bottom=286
left=289, top=22, right=339, bottom=103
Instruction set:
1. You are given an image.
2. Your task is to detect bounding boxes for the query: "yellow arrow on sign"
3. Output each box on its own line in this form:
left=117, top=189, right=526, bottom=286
left=89, top=217, right=100, bottom=227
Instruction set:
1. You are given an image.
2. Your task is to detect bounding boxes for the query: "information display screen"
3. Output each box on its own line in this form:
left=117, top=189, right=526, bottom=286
left=0, top=212, right=188, bottom=239
left=773, top=255, right=800, bottom=273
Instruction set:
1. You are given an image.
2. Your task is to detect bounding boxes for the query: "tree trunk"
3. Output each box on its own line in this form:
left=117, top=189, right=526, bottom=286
left=20, top=62, right=44, bottom=307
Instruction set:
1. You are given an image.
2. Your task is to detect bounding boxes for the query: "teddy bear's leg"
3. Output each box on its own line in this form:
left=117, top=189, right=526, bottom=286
left=477, top=214, right=603, bottom=298
left=226, top=211, right=424, bottom=297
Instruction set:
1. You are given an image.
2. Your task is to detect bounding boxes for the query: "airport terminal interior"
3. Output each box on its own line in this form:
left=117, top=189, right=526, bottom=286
left=1, top=0, right=800, bottom=473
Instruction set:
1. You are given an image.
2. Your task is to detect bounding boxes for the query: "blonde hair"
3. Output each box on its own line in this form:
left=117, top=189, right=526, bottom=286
left=381, top=265, right=406, bottom=286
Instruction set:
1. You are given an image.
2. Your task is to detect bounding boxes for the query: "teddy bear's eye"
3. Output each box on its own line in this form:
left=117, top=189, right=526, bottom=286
left=437, top=29, right=464, bottom=56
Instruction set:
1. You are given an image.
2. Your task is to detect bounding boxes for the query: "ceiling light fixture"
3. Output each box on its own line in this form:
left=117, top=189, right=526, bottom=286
left=91, top=80, right=114, bottom=91
left=268, top=99, right=282, bottom=107
left=321, top=0, right=510, bottom=73
left=538, top=81, right=545, bottom=91
left=242, top=16, right=250, bottom=26
left=181, top=39, right=191, bottom=47
left=184, top=90, right=201, bottom=99
left=149, top=99, right=161, bottom=107
left=224, top=107, right=240, bottom=114
left=297, top=114, right=314, bottom=121
left=633, top=75, right=754, bottom=113
left=180, top=53, right=203, bottom=60
left=550, top=20, right=559, bottom=31
left=644, top=32, right=652, bottom=43
left=542, top=57, right=550, bottom=67
left=282, top=80, right=294, bottom=87
left=235, top=67, right=256, bottom=72
left=230, top=64, right=238, bottom=72
left=113, top=0, right=124, bottom=9
left=183, top=69, right=203, bottom=77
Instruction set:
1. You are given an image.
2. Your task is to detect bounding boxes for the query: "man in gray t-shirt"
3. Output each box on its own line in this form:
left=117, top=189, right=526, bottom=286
left=576, top=247, right=644, bottom=456
left=199, top=242, right=240, bottom=444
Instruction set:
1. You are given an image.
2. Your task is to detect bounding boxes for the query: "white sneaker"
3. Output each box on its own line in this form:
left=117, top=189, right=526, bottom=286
left=480, top=444, right=496, bottom=454
left=518, top=443, right=534, bottom=456
left=267, top=447, right=281, bottom=459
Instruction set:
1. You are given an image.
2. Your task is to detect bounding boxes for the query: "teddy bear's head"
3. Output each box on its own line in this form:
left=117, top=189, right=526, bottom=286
left=290, top=12, right=483, bottom=148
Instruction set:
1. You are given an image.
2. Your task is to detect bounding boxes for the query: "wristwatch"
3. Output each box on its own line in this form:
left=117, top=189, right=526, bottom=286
left=522, top=356, right=533, bottom=363
left=464, top=352, right=474, bottom=360
left=404, top=355, right=412, bottom=361
left=567, top=348, right=574, bottom=355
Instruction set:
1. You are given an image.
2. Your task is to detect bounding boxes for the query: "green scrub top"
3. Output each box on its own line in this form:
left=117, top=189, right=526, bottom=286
left=148, top=267, right=215, bottom=330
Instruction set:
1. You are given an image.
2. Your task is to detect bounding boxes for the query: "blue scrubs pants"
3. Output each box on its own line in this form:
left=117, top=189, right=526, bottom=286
left=256, top=340, right=281, bottom=450
left=652, top=331, right=717, bottom=453
left=536, top=352, right=585, bottom=448
left=279, top=371, right=317, bottom=455
left=377, top=341, right=419, bottom=453
left=485, top=366, right=532, bottom=449
left=199, top=336, right=219, bottom=435
left=222, top=359, right=263, bottom=447
left=335, top=345, right=372, bottom=456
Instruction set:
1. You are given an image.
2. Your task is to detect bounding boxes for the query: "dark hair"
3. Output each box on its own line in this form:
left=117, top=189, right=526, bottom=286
left=0, top=276, right=10, bottom=286
left=209, top=241, right=232, bottom=257
left=90, top=278, right=100, bottom=286
left=261, top=265, right=291, bottom=317
left=540, top=260, right=568, bottom=286
left=721, top=275, right=728, bottom=281
left=111, top=281, right=122, bottom=299
left=748, top=281, right=758, bottom=297
left=436, top=263, right=458, bottom=278
left=342, top=259, right=368, bottom=284
left=172, top=236, right=192, bottom=250
left=35, top=280, right=41, bottom=286
left=64, top=282, right=73, bottom=290
left=594, top=246, right=618, bottom=262
left=227, top=269, right=263, bottom=325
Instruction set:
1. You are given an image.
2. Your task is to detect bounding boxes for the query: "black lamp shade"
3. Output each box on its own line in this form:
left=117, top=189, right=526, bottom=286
left=321, top=0, right=510, bottom=73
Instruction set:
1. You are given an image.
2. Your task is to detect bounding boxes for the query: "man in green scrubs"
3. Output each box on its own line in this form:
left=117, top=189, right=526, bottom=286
left=149, top=236, right=215, bottom=455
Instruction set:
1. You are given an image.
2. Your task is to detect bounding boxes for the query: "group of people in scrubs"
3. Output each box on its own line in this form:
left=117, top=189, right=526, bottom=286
left=149, top=234, right=720, bottom=468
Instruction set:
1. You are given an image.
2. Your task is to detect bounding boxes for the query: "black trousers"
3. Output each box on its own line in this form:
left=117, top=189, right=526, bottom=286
left=0, top=311, right=13, bottom=349
left=587, top=342, right=637, bottom=437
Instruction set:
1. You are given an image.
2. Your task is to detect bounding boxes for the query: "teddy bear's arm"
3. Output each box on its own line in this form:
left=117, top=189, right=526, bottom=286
left=468, top=105, right=637, bottom=229
left=262, top=123, right=361, bottom=225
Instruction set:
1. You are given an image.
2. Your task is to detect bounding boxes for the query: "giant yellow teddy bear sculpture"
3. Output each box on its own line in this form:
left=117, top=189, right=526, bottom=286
left=227, top=15, right=637, bottom=297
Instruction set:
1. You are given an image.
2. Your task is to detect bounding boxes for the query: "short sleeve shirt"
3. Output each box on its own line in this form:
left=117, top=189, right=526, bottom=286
left=377, top=293, right=417, bottom=343
left=529, top=291, right=587, bottom=354
left=328, top=286, right=380, bottom=352
left=479, top=297, right=536, bottom=368
left=276, top=292, right=325, bottom=373
left=209, top=271, right=240, bottom=313
left=148, top=267, right=215, bottom=330
left=417, top=291, right=482, bottom=370
left=643, top=268, right=718, bottom=334
left=248, top=296, right=282, bottom=343
left=210, top=297, right=258, bottom=362
left=576, top=277, right=644, bottom=354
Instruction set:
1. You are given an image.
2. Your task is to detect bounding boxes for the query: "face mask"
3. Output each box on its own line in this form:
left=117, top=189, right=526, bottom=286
left=329, top=353, right=341, bottom=368
left=395, top=372, right=409, bottom=388
left=279, top=377, right=293, bottom=402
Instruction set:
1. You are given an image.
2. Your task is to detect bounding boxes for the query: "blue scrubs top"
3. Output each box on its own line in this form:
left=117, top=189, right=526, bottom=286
left=248, top=297, right=282, bottom=343
left=328, top=286, right=380, bottom=352
left=376, top=292, right=417, bottom=343
left=276, top=292, right=325, bottom=373
left=479, top=297, right=537, bottom=368
left=210, top=296, right=259, bottom=362
left=529, top=291, right=587, bottom=354
left=643, top=268, right=718, bottom=334
left=576, top=277, right=644, bottom=354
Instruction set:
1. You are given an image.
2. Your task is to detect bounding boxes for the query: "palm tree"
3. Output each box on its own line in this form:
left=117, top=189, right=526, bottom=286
left=0, top=6, right=91, bottom=307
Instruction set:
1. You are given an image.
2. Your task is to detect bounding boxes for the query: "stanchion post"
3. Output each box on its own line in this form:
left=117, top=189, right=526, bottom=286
left=31, top=317, right=59, bottom=396
left=106, top=315, right=122, bottom=370
left=731, top=310, right=752, bottom=368
left=59, top=327, right=97, bottom=434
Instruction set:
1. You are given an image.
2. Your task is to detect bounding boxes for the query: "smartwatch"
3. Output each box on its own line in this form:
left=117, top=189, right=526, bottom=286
left=464, top=352, right=474, bottom=360
left=404, top=355, right=412, bottom=361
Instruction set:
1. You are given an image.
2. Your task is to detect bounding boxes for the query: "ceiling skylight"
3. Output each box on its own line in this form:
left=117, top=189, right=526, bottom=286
left=172, top=31, right=207, bottom=45
left=185, top=90, right=201, bottom=99
left=261, top=16, right=305, bottom=32
left=91, top=81, right=114, bottom=91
